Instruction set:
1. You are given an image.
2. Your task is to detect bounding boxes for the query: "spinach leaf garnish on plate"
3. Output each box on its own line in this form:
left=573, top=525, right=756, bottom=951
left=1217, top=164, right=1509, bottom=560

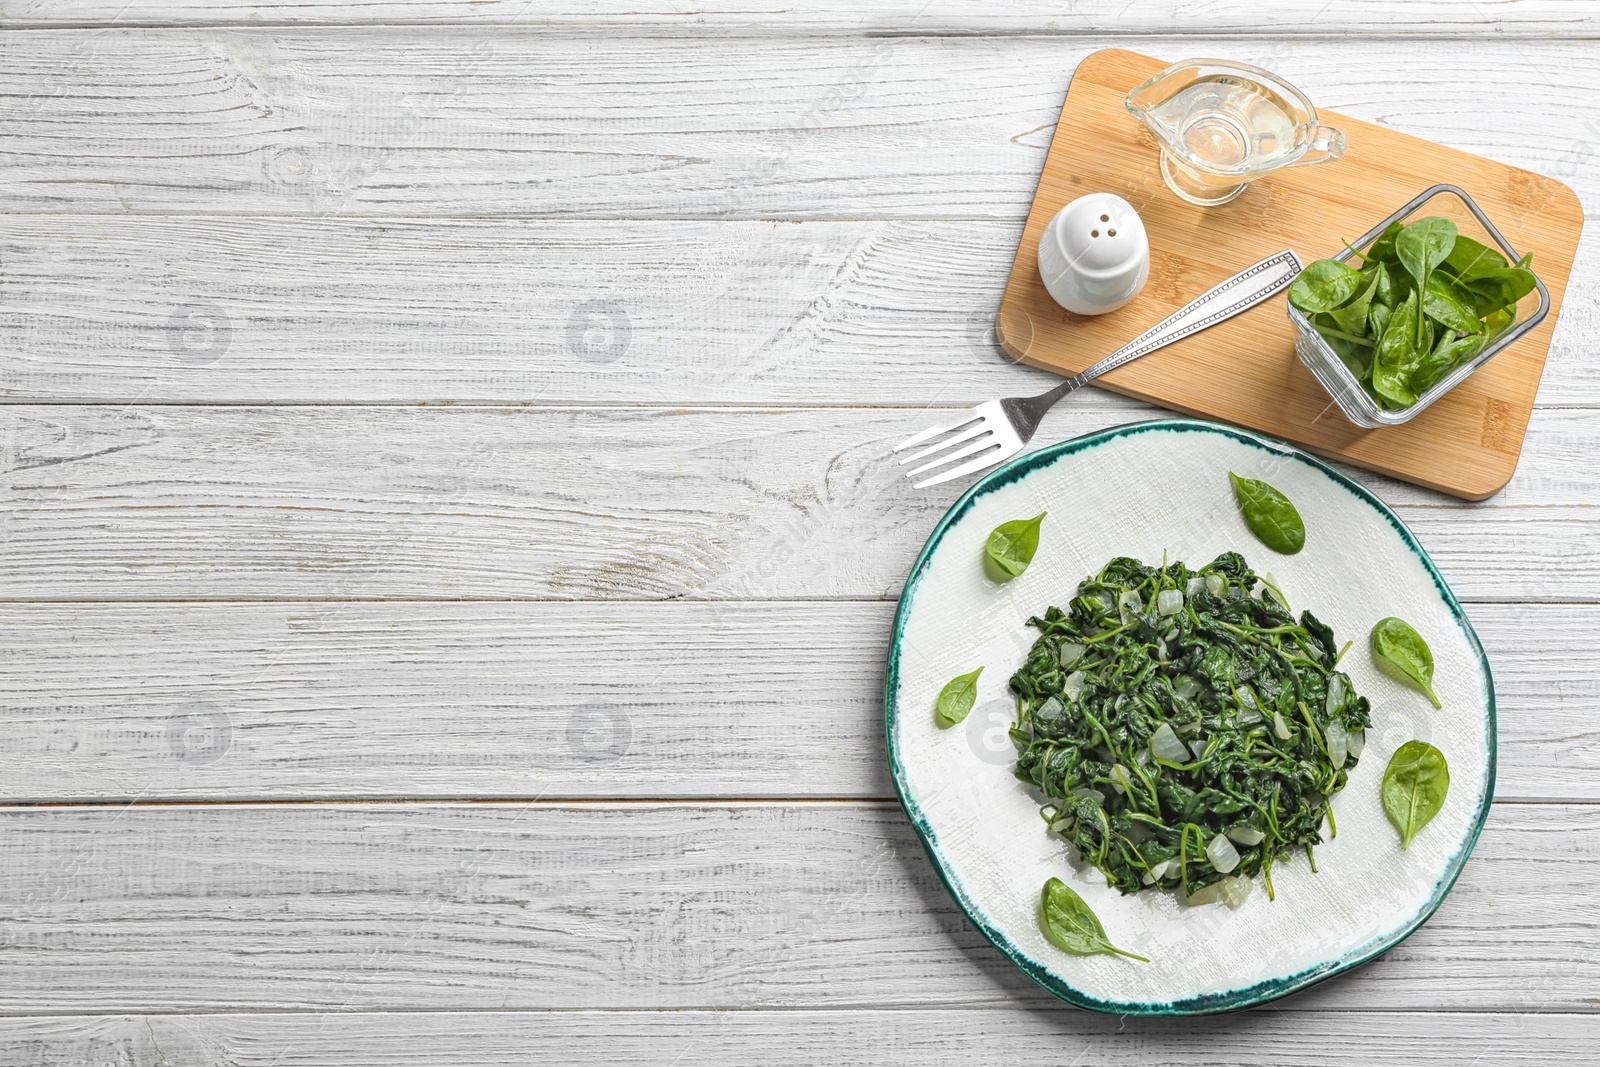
left=1009, top=552, right=1372, bottom=901
left=986, top=512, right=1046, bottom=579
left=1382, top=740, right=1450, bottom=849
left=935, top=667, right=983, bottom=727
left=1039, top=877, right=1148, bottom=962
left=1228, top=473, right=1305, bottom=554
left=1371, top=616, right=1442, bottom=708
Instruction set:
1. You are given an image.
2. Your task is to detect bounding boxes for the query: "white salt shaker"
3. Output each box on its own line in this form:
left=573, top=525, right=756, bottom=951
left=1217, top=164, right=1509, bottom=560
left=1037, top=193, right=1150, bottom=315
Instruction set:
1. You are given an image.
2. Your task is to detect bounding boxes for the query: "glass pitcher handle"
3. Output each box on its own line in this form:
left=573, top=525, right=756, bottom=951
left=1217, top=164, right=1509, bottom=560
left=1290, top=124, right=1346, bottom=167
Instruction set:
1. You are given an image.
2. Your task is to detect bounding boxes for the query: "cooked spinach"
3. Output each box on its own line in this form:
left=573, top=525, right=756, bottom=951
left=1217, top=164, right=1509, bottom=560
left=986, top=512, right=1046, bottom=579
left=1289, top=214, right=1540, bottom=410
left=935, top=667, right=983, bottom=727
left=1039, top=877, right=1148, bottom=961
left=1008, top=552, right=1371, bottom=901
left=1381, top=740, right=1449, bottom=849
left=1229, top=473, right=1306, bottom=555
left=1370, top=616, right=1441, bottom=708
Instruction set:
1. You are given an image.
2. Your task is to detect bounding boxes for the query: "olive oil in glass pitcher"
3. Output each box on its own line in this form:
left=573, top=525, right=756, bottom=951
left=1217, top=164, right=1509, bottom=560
left=1126, top=59, right=1345, bottom=206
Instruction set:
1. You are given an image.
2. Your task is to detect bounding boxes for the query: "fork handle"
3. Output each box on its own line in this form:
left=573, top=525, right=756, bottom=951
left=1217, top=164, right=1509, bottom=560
left=1042, top=248, right=1304, bottom=402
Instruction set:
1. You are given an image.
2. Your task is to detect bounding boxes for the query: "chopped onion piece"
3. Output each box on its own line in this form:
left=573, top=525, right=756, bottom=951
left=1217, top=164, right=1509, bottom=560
left=1157, top=638, right=1170, bottom=662
left=1186, top=576, right=1205, bottom=597
left=1347, top=728, right=1366, bottom=759
left=1174, top=677, right=1201, bottom=701
left=1142, top=858, right=1172, bottom=885
left=1325, top=720, right=1349, bottom=769
left=1157, top=589, right=1184, bottom=616
left=1188, top=737, right=1207, bottom=760
left=1273, top=708, right=1292, bottom=740
left=1236, top=705, right=1263, bottom=725
left=1235, top=685, right=1257, bottom=709
left=1149, top=722, right=1190, bottom=763
left=1219, top=874, right=1253, bottom=909
left=1118, top=589, right=1144, bottom=621
left=1325, top=673, right=1346, bottom=715
left=1204, top=573, right=1226, bottom=597
left=1069, top=787, right=1106, bottom=805
left=1184, top=882, right=1221, bottom=906
left=1110, top=764, right=1131, bottom=795
left=1063, top=670, right=1087, bottom=700
left=1206, top=832, right=1241, bottom=874
left=1058, top=642, right=1086, bottom=668
left=1226, top=826, right=1265, bottom=846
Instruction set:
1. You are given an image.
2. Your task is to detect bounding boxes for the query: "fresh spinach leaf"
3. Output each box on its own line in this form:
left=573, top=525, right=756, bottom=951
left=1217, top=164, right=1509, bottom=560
left=1328, top=269, right=1381, bottom=336
left=1288, top=259, right=1365, bottom=314
left=1396, top=217, right=1457, bottom=346
left=1440, top=234, right=1507, bottom=281
left=1368, top=300, right=1391, bottom=341
left=1039, top=877, right=1148, bottom=961
left=1229, top=473, right=1305, bottom=554
left=1483, top=305, right=1515, bottom=341
left=1422, top=274, right=1485, bottom=335
left=1370, top=261, right=1393, bottom=307
left=1465, top=267, right=1538, bottom=318
left=1396, top=216, right=1458, bottom=290
left=1365, top=220, right=1405, bottom=265
left=935, top=667, right=983, bottom=727
left=1371, top=616, right=1441, bottom=708
left=1381, top=740, right=1449, bottom=850
left=1371, top=289, right=1421, bottom=409
left=1411, top=332, right=1485, bottom=394
left=985, top=512, right=1046, bottom=579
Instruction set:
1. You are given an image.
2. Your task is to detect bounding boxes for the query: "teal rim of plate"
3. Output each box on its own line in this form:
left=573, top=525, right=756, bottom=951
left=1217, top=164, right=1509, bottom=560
left=882, top=417, right=1497, bottom=1016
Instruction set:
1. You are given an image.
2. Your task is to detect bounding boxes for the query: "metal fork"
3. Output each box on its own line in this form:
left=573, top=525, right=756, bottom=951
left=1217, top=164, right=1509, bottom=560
left=894, top=249, right=1304, bottom=487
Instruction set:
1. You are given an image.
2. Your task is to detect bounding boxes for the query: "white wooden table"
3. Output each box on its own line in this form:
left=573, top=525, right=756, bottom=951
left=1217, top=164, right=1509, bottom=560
left=1, top=3, right=1596, bottom=1062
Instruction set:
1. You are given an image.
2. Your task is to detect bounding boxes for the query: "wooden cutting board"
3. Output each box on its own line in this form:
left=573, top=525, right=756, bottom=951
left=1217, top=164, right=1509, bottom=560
left=996, top=48, right=1583, bottom=500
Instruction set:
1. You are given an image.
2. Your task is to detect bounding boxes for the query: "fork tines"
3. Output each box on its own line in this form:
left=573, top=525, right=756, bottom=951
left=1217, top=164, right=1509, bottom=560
left=892, top=402, right=1020, bottom=488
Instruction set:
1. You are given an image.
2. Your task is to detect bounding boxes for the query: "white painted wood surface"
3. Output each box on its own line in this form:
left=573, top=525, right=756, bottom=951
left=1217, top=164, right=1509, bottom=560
left=3, top=217, right=1598, bottom=405
left=0, top=1010, right=1593, bottom=1067
left=0, top=2, right=1597, bottom=1062
left=3, top=34, right=1600, bottom=219
left=0, top=802, right=1594, bottom=1012
left=0, top=601, right=1594, bottom=802
left=6, top=0, right=1598, bottom=33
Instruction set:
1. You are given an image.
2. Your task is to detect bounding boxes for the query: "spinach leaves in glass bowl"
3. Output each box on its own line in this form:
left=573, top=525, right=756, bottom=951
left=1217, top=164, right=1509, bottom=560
left=1008, top=552, right=1372, bottom=903
left=1288, top=212, right=1540, bottom=412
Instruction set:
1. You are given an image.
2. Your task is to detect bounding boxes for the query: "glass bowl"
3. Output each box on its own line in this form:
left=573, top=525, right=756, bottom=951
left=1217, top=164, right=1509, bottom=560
left=1287, top=183, right=1550, bottom=427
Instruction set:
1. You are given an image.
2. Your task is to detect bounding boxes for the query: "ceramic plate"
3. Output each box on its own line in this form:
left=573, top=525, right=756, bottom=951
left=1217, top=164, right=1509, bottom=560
left=885, top=419, right=1494, bottom=1015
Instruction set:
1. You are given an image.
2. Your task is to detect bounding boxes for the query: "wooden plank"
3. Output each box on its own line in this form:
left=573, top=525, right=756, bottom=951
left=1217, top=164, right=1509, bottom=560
left=4, top=216, right=1598, bottom=407
left=1, top=404, right=1597, bottom=602
left=5, top=0, right=1597, bottom=33
left=0, top=801, right=1591, bottom=1012
left=2, top=34, right=1599, bottom=219
left=1, top=1009, right=1596, bottom=1065
left=0, top=600, right=1591, bottom=803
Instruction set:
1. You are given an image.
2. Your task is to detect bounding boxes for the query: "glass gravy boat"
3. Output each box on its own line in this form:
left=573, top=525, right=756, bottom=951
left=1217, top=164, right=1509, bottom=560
left=1126, top=59, right=1345, bottom=206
